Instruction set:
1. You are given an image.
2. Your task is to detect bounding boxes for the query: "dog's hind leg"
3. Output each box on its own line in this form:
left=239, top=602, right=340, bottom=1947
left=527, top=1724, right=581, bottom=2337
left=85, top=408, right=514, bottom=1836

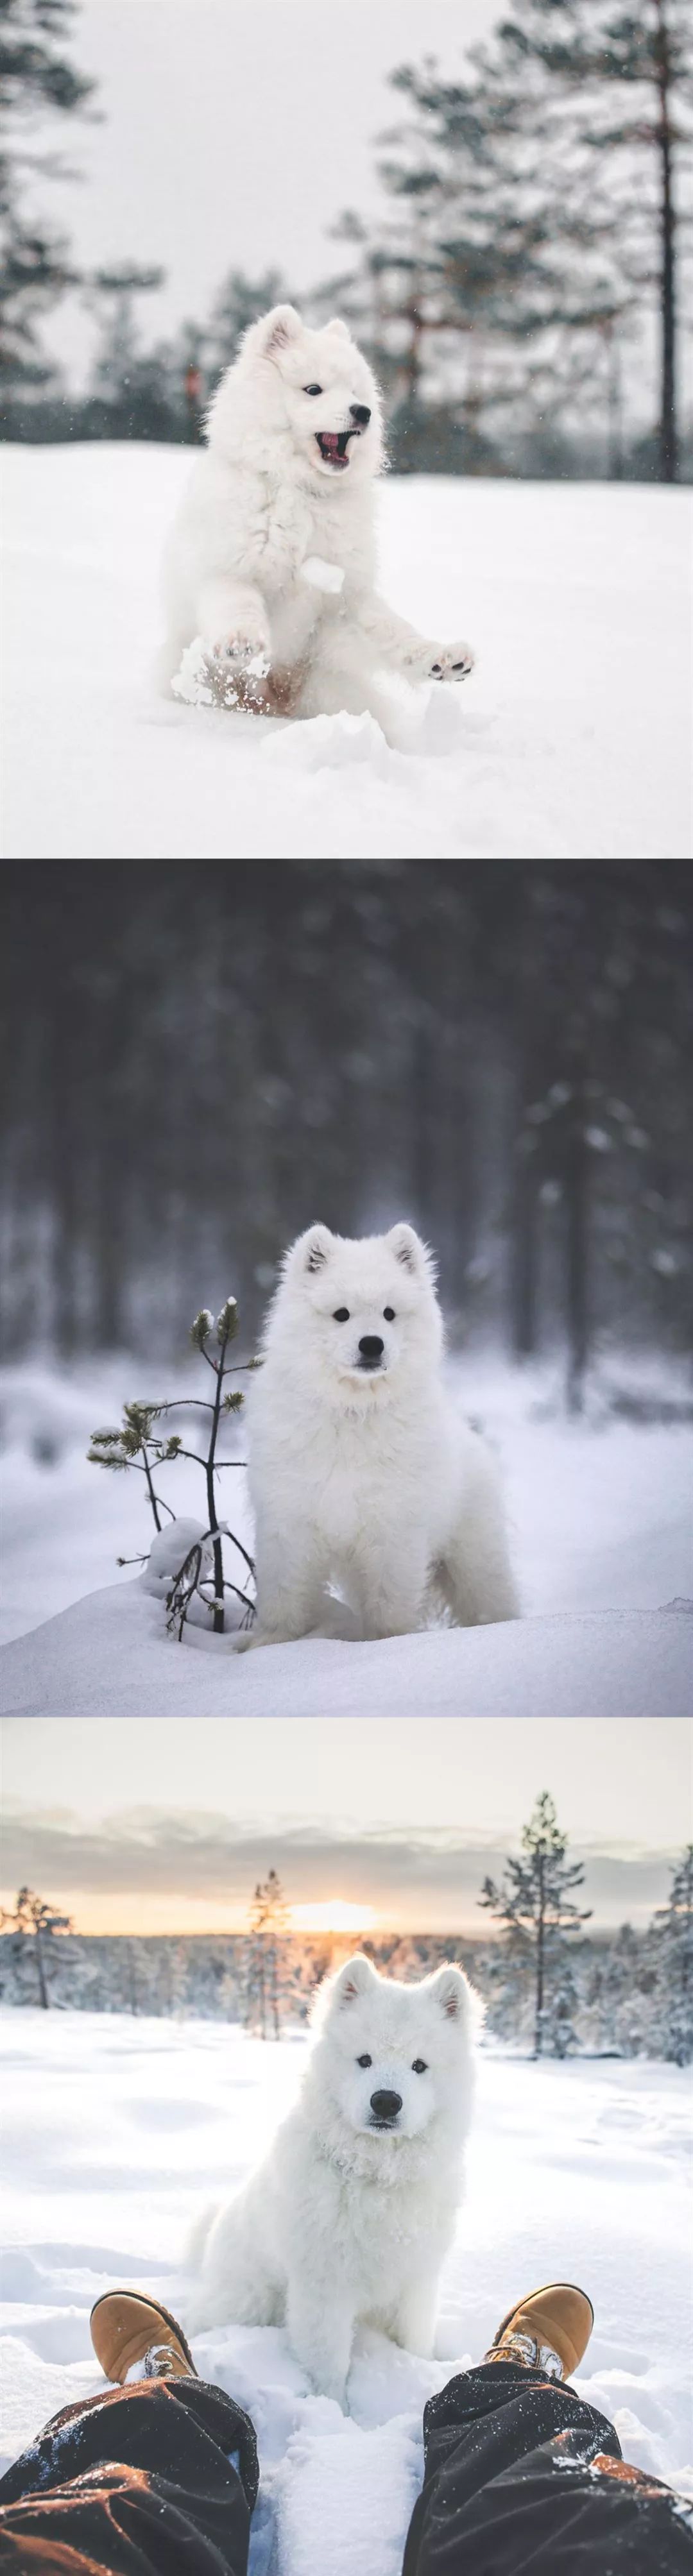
left=438, top=1438, right=519, bottom=1627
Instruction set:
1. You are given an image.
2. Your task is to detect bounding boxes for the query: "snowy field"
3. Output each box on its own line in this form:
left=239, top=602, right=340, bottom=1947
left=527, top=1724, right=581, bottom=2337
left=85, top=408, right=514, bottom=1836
left=1, top=2014, right=690, bottom=2572
left=1, top=1355, right=690, bottom=1715
left=2, top=445, right=690, bottom=861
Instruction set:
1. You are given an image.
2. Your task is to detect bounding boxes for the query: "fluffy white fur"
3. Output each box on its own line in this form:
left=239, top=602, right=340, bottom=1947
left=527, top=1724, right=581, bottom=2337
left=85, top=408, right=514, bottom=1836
left=239, top=1221, right=518, bottom=1651
left=160, top=305, right=474, bottom=742
left=185, top=1953, right=477, bottom=2405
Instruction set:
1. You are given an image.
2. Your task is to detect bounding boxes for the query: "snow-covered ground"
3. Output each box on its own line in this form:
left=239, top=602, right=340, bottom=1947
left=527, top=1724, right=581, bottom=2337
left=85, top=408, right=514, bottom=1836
left=1, top=1355, right=690, bottom=1714
left=2, top=445, right=690, bottom=860
left=1, top=2015, right=690, bottom=2572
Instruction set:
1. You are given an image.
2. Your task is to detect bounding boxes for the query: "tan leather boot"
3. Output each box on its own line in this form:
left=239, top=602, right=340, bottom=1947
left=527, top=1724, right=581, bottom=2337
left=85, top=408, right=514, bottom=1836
left=90, top=2291, right=197, bottom=2385
left=484, top=2282, right=594, bottom=2384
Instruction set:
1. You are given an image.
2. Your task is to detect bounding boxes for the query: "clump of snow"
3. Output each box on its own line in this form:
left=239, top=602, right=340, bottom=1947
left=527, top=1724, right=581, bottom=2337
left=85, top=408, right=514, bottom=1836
left=1, top=2015, right=690, bottom=2556
left=2, top=446, right=690, bottom=858
left=141, top=1520, right=215, bottom=1598
left=300, top=556, right=345, bottom=594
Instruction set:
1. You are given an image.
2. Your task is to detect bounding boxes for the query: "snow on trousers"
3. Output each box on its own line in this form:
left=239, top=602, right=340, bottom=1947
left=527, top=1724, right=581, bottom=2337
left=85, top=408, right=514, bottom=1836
left=0, top=2362, right=690, bottom=2573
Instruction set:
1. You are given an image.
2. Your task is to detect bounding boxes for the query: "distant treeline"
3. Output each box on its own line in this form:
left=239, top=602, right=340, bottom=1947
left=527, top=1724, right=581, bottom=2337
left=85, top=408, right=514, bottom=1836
left=0, top=1923, right=685, bottom=2062
left=1, top=861, right=690, bottom=1401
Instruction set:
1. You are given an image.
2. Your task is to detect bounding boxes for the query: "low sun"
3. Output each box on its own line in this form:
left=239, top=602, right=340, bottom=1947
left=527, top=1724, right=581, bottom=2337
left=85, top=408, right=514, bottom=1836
left=288, top=1899, right=379, bottom=1935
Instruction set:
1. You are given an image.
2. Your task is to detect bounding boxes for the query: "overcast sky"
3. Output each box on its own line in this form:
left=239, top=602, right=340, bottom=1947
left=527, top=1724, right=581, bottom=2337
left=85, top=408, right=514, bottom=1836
left=35, top=0, right=501, bottom=381
left=3, top=1718, right=689, bottom=1933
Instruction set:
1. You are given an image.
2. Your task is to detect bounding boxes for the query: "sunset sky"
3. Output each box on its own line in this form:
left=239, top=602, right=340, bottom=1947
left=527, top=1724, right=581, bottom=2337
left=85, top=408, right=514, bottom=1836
left=3, top=1718, right=689, bottom=1937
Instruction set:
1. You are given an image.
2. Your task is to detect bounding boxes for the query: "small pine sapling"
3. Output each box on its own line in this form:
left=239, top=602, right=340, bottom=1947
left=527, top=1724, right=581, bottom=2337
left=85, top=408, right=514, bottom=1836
left=88, top=1296, right=257, bottom=1640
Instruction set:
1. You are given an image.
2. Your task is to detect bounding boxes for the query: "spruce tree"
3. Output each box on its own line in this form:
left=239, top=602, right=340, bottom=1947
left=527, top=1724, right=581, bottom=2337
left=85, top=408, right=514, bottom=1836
left=480, top=1792, right=592, bottom=2057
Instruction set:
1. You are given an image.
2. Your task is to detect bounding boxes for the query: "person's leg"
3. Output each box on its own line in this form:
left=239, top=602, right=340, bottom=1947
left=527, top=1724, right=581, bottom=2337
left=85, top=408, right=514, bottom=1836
left=403, top=2282, right=692, bottom=2576
left=0, top=2292, right=258, bottom=2576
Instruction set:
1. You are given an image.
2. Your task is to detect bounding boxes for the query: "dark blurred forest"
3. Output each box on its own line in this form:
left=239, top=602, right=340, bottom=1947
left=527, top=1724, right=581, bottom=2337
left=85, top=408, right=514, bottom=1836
left=1, top=861, right=690, bottom=1401
left=1, top=0, right=691, bottom=479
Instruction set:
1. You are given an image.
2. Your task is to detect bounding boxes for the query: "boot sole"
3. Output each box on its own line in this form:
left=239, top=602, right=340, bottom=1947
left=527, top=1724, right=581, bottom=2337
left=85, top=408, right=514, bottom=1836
left=90, top=2291, right=197, bottom=2378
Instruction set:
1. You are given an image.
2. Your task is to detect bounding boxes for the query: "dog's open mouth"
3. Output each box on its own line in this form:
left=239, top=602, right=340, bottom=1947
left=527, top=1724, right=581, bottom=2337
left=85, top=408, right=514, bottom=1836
left=316, top=430, right=357, bottom=471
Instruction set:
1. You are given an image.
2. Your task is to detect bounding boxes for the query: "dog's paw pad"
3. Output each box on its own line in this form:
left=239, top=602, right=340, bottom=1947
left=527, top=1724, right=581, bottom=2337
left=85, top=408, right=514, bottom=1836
left=430, top=644, right=475, bottom=682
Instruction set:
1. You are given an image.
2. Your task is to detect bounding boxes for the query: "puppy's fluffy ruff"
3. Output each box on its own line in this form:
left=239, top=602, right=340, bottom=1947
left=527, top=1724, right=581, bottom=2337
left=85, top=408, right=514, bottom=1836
left=160, top=305, right=474, bottom=743
left=185, top=1953, right=477, bottom=2406
left=241, top=1220, right=518, bottom=1650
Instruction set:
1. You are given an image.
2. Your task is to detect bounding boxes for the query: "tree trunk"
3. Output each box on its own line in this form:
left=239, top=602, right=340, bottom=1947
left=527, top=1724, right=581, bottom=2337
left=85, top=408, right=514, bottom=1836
left=35, top=1932, right=49, bottom=2010
left=565, top=1083, right=589, bottom=1414
left=535, top=1860, right=545, bottom=2058
left=654, top=0, right=678, bottom=480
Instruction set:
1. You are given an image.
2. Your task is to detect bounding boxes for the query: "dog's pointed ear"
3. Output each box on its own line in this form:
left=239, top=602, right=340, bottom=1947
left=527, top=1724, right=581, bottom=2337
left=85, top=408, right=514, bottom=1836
left=285, top=1224, right=334, bottom=1278
left=261, top=303, right=303, bottom=357
left=426, top=1964, right=470, bottom=2024
left=325, top=316, right=351, bottom=341
left=332, top=1954, right=378, bottom=2007
left=388, top=1222, right=435, bottom=1280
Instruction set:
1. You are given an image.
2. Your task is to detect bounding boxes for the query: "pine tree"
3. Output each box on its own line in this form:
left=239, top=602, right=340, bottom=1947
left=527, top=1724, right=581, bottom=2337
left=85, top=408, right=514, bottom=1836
left=244, top=1871, right=293, bottom=2040
left=480, top=1792, right=592, bottom=2057
left=472, top=0, right=693, bottom=479
left=1, top=1886, right=73, bottom=2006
left=0, top=0, right=94, bottom=407
left=653, top=1845, right=693, bottom=2062
left=87, top=1297, right=255, bottom=1638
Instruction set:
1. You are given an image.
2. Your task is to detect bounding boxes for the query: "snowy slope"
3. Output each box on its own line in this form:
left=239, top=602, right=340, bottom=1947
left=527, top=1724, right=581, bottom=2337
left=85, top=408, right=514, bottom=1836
left=1, top=2013, right=690, bottom=2573
left=2, top=445, right=690, bottom=860
left=2, top=1584, right=690, bottom=1718
left=2, top=1356, right=690, bottom=1713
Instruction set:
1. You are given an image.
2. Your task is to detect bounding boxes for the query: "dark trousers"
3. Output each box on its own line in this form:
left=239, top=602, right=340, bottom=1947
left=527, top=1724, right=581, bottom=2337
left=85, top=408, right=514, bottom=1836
left=404, top=2361, right=692, bottom=2573
left=0, top=2361, right=690, bottom=2574
left=0, top=2377, right=258, bottom=2575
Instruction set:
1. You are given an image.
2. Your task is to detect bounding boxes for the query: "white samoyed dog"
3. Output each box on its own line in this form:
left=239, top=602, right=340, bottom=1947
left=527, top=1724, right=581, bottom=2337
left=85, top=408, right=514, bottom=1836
left=238, top=1220, right=518, bottom=1650
left=185, top=1953, right=477, bottom=2405
left=160, top=305, right=474, bottom=743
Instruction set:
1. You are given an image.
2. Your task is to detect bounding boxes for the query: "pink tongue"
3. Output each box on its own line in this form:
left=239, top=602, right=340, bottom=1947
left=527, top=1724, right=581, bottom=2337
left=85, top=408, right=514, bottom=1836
left=322, top=434, right=340, bottom=453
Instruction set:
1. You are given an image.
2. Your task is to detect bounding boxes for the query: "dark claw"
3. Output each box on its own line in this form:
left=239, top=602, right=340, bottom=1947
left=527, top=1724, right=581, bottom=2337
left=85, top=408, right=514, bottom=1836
left=431, top=663, right=443, bottom=675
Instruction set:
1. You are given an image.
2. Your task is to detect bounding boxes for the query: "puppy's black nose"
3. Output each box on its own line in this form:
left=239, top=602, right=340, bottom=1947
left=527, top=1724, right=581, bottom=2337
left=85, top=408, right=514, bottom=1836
left=370, top=2089, right=402, bottom=2121
left=359, top=1335, right=384, bottom=1360
left=350, top=403, right=371, bottom=427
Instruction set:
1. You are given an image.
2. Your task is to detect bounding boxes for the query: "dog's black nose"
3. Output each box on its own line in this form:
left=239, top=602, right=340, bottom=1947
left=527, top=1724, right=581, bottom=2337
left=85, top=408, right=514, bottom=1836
left=359, top=1335, right=384, bottom=1361
left=370, top=2089, right=402, bottom=2122
left=350, top=403, right=371, bottom=427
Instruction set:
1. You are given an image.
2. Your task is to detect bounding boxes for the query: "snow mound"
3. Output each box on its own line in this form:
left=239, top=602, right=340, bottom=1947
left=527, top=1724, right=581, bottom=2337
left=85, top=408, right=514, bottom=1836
left=1, top=1578, right=690, bottom=1716
left=1, top=2015, right=690, bottom=2550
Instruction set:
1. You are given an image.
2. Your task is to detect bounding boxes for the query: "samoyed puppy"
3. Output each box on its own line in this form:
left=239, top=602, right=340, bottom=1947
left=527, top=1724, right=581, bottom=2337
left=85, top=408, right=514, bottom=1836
left=237, top=1220, right=518, bottom=1650
left=185, top=1953, right=477, bottom=2405
left=160, top=305, right=474, bottom=743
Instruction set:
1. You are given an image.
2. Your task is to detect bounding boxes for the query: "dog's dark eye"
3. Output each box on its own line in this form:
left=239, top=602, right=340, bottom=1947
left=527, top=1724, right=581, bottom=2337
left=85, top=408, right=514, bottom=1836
left=383, top=1307, right=395, bottom=1322
left=357, top=2053, right=372, bottom=2069
left=412, top=2059, right=427, bottom=2074
left=304, top=383, right=323, bottom=396
left=333, top=1307, right=350, bottom=1322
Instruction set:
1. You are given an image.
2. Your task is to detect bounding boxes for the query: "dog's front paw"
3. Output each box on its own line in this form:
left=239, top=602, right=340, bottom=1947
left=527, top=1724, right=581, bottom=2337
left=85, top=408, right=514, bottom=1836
left=207, top=632, right=270, bottom=678
left=429, top=641, right=475, bottom=682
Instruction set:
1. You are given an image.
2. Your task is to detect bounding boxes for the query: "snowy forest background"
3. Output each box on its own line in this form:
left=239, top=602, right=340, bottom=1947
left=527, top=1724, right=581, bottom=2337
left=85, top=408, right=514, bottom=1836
left=1, top=859, right=690, bottom=1393
left=2, top=1812, right=691, bottom=2065
left=1, top=0, right=692, bottom=482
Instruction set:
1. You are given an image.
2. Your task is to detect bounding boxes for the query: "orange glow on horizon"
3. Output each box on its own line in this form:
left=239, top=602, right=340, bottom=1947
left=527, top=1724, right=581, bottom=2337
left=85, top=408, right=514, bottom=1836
left=288, top=1899, right=379, bottom=1935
